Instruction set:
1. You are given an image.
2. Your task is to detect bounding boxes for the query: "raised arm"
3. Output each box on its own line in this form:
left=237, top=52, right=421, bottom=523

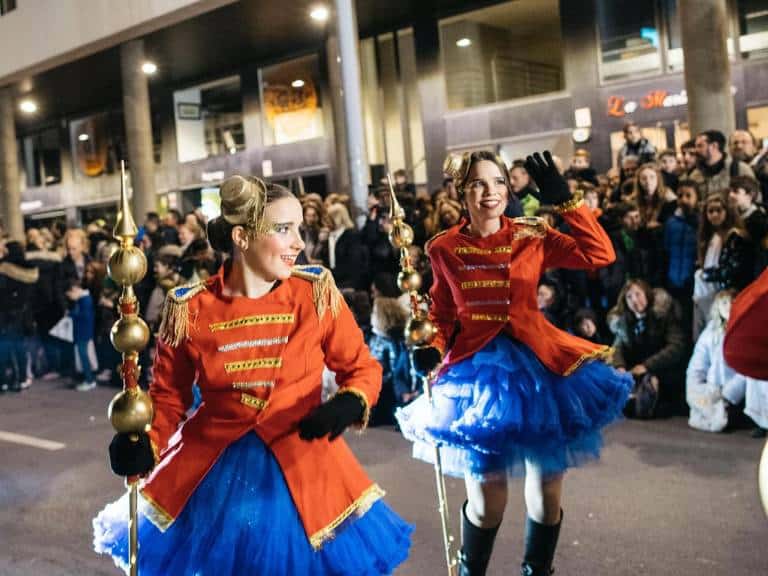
left=543, top=202, right=615, bottom=270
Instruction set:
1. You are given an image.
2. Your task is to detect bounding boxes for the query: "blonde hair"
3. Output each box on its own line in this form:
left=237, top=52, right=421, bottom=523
left=327, top=203, right=354, bottom=230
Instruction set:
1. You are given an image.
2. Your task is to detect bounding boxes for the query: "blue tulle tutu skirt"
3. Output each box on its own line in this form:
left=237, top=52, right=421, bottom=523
left=396, top=335, right=632, bottom=479
left=93, top=432, right=413, bottom=575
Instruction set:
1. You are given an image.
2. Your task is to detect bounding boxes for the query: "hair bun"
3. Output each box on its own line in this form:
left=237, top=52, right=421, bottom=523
left=206, top=216, right=234, bottom=253
left=219, top=175, right=266, bottom=226
left=443, top=152, right=470, bottom=182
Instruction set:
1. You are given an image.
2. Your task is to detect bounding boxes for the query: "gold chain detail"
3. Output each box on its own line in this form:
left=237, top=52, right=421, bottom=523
left=240, top=393, right=268, bottom=410
left=461, top=280, right=510, bottom=289
left=224, top=357, right=282, bottom=373
left=471, top=313, right=510, bottom=322
left=209, top=314, right=294, bottom=332
left=553, top=197, right=584, bottom=214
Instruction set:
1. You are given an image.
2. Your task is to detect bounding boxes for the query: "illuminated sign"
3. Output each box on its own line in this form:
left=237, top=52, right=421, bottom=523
left=607, top=90, right=688, bottom=117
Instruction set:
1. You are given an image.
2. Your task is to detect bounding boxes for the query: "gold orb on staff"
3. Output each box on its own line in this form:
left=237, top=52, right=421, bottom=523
left=105, top=162, right=153, bottom=576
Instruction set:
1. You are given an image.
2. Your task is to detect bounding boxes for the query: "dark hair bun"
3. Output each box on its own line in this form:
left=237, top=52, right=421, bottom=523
left=207, top=216, right=234, bottom=253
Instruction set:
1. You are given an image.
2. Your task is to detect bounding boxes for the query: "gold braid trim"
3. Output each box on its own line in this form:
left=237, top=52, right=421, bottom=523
left=157, top=281, right=206, bottom=347
left=553, top=196, right=584, bottom=214
left=563, top=346, right=614, bottom=376
left=291, top=265, right=342, bottom=320
left=309, top=484, right=386, bottom=550
left=337, top=387, right=371, bottom=430
left=149, top=438, right=161, bottom=464
left=138, top=489, right=176, bottom=532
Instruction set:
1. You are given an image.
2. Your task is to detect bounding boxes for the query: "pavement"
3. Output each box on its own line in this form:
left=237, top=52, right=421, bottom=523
left=0, top=378, right=766, bottom=576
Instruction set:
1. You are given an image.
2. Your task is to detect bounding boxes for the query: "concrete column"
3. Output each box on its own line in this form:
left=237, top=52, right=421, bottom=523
left=120, top=39, right=156, bottom=220
left=0, top=87, right=23, bottom=240
left=334, top=0, right=368, bottom=214
left=326, top=34, right=350, bottom=197
left=680, top=0, right=735, bottom=136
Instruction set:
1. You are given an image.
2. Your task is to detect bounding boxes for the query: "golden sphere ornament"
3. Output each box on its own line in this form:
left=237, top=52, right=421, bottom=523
left=108, top=245, right=148, bottom=286
left=398, top=268, right=423, bottom=293
left=108, top=387, right=154, bottom=434
left=405, top=315, right=437, bottom=348
left=389, top=223, right=414, bottom=249
left=111, top=315, right=150, bottom=354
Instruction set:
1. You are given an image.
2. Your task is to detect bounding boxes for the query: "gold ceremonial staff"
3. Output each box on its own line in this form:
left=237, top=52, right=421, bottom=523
left=386, top=175, right=458, bottom=576
left=106, top=162, right=153, bottom=576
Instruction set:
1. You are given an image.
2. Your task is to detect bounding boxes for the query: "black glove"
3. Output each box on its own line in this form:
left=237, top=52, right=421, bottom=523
left=299, top=392, right=365, bottom=441
left=109, top=432, right=155, bottom=476
left=411, top=346, right=442, bottom=377
left=524, top=151, right=572, bottom=206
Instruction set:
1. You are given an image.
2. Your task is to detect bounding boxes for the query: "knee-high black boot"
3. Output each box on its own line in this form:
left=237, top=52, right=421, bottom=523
left=458, top=501, right=500, bottom=576
left=520, top=510, right=562, bottom=576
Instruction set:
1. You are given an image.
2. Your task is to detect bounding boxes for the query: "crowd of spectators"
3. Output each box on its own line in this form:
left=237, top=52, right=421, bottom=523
left=1, top=126, right=767, bottom=439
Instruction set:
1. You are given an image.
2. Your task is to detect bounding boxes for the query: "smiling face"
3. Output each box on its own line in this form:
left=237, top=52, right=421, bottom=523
left=241, top=197, right=306, bottom=282
left=463, top=160, right=509, bottom=226
left=625, top=283, right=648, bottom=316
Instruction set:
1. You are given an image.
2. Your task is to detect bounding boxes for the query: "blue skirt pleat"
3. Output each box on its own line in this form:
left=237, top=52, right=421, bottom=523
left=93, top=432, right=413, bottom=575
left=396, top=335, right=632, bottom=479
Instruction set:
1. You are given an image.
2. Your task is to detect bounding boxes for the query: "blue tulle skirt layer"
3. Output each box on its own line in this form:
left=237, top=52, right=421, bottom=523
left=93, top=432, right=413, bottom=575
left=396, top=335, right=632, bottom=479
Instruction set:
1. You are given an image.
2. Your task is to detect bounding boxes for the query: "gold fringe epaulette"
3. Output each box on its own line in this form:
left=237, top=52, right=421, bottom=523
left=510, top=216, right=548, bottom=239
left=290, top=265, right=342, bottom=320
left=157, top=280, right=206, bottom=347
left=0, top=262, right=39, bottom=284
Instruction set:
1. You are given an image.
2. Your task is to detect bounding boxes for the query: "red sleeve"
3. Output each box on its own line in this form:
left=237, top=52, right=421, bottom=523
left=322, top=296, right=383, bottom=428
left=544, top=202, right=615, bottom=270
left=147, top=339, right=196, bottom=459
left=427, top=246, right=458, bottom=357
left=724, top=268, right=768, bottom=379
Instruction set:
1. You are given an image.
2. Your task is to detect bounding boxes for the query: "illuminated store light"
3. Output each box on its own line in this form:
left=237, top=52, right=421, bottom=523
left=456, top=38, right=472, bottom=48
left=310, top=5, right=329, bottom=22
left=291, top=79, right=306, bottom=88
left=141, top=61, right=158, bottom=75
left=19, top=99, right=38, bottom=114
left=78, top=134, right=90, bottom=142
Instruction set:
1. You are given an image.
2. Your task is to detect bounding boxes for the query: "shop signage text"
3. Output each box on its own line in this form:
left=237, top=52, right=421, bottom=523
left=607, top=89, right=688, bottom=117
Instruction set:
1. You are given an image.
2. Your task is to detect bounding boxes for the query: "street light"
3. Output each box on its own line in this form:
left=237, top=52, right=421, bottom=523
left=141, top=61, right=158, bottom=75
left=19, top=99, right=38, bottom=114
left=310, top=5, right=329, bottom=22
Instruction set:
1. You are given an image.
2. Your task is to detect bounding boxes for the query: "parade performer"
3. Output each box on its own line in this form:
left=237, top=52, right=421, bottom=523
left=724, top=266, right=768, bottom=380
left=396, top=151, right=632, bottom=576
left=93, top=175, right=412, bottom=575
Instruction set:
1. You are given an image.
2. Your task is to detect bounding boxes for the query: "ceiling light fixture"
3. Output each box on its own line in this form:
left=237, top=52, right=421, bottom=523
left=141, top=61, right=158, bottom=75
left=291, top=79, right=305, bottom=88
left=456, top=38, right=472, bottom=48
left=78, top=134, right=90, bottom=142
left=310, top=5, right=329, bottom=22
left=19, top=99, right=38, bottom=114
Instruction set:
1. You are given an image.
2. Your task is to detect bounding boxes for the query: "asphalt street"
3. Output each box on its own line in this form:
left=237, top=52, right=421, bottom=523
left=0, top=378, right=766, bottom=575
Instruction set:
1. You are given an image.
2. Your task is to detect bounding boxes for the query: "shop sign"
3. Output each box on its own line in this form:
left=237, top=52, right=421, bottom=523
left=607, top=89, right=688, bottom=117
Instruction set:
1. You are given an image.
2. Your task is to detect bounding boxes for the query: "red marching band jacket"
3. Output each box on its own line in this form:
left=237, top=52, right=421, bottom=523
left=427, top=201, right=616, bottom=375
left=724, top=266, right=768, bottom=380
left=140, top=265, right=383, bottom=550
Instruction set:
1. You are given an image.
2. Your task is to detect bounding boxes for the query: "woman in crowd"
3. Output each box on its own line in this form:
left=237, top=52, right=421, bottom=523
left=396, top=151, right=631, bottom=576
left=693, top=195, right=751, bottom=339
left=321, top=202, right=369, bottom=290
left=608, top=279, right=687, bottom=418
left=94, top=175, right=412, bottom=575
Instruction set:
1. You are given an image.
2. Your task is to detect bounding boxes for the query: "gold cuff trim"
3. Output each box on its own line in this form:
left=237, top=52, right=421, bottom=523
left=563, top=346, right=614, bottom=376
left=455, top=246, right=513, bottom=255
left=337, top=387, right=371, bottom=430
left=225, top=357, right=282, bottom=373
left=232, top=380, right=275, bottom=389
left=553, top=197, right=584, bottom=214
left=461, top=280, right=510, bottom=290
left=139, top=489, right=175, bottom=532
left=308, top=484, right=386, bottom=550
left=149, top=438, right=161, bottom=464
left=471, top=313, right=510, bottom=322
left=240, top=392, right=268, bottom=410
left=209, top=314, right=294, bottom=332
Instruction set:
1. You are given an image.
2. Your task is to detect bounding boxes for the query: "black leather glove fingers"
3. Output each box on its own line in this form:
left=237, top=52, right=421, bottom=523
left=524, top=150, right=572, bottom=206
left=411, top=346, right=442, bottom=377
left=109, top=432, right=155, bottom=476
left=299, top=392, right=366, bottom=441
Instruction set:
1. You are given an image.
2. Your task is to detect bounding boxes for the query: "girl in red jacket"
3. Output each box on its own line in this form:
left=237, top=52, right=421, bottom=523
left=94, top=176, right=412, bottom=575
left=397, top=151, right=632, bottom=576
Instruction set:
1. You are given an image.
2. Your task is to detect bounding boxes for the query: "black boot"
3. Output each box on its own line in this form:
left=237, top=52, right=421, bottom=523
left=458, top=501, right=500, bottom=576
left=520, top=510, right=562, bottom=576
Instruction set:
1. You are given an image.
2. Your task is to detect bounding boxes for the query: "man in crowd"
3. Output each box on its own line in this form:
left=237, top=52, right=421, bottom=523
left=617, top=122, right=657, bottom=167
left=690, top=129, right=755, bottom=198
left=728, top=175, right=767, bottom=276
left=658, top=149, right=679, bottom=192
left=507, top=160, right=539, bottom=216
left=564, top=148, right=599, bottom=186
left=680, top=139, right=699, bottom=178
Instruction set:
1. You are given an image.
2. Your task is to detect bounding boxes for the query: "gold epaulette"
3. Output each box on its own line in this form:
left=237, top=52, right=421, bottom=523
left=510, top=216, right=548, bottom=239
left=0, top=262, right=39, bottom=284
left=425, top=229, right=450, bottom=253
left=290, top=265, right=342, bottom=320
left=157, top=280, right=206, bottom=347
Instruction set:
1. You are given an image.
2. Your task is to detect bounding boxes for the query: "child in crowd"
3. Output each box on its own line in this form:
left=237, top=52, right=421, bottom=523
left=65, top=278, right=97, bottom=391
left=687, top=290, right=768, bottom=435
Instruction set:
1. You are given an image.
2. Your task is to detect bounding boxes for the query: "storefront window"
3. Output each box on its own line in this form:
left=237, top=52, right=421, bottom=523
left=260, top=55, right=324, bottom=146
left=19, top=127, right=62, bottom=187
left=598, top=0, right=661, bottom=81
left=70, top=111, right=125, bottom=178
left=747, top=106, right=768, bottom=142
left=173, top=76, right=245, bottom=163
left=440, top=0, right=563, bottom=110
left=738, top=0, right=768, bottom=59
